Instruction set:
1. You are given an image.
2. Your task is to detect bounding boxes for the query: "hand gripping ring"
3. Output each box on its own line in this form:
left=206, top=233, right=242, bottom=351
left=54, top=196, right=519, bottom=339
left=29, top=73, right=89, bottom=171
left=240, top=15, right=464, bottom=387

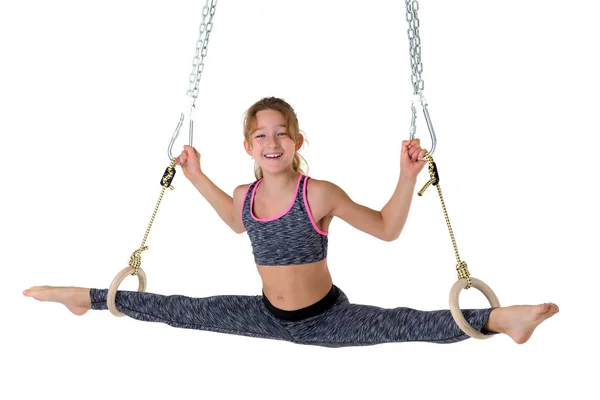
left=449, top=277, right=500, bottom=339
left=107, top=266, right=147, bottom=317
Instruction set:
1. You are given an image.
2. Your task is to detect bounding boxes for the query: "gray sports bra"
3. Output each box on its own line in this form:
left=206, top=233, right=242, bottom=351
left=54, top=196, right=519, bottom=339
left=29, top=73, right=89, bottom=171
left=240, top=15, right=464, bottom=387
left=241, top=174, right=328, bottom=266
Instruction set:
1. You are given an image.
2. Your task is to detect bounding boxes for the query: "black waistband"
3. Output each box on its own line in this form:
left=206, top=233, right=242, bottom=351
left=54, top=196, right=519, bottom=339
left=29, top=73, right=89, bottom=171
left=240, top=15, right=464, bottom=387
left=262, top=285, right=340, bottom=322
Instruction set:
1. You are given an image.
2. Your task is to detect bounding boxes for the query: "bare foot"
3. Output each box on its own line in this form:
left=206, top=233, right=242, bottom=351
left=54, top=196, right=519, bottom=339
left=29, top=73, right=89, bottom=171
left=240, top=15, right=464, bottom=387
left=23, top=286, right=91, bottom=316
left=485, top=303, right=559, bottom=344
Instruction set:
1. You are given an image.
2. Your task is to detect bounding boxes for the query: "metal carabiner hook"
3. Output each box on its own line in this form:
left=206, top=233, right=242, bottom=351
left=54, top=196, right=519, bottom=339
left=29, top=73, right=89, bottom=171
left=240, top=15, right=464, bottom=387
left=167, top=113, right=194, bottom=161
left=409, top=95, right=437, bottom=159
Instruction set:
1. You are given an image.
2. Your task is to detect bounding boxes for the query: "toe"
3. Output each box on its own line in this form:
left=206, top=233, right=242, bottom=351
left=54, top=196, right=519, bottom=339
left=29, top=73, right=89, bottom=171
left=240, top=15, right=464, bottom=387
left=538, top=303, right=550, bottom=313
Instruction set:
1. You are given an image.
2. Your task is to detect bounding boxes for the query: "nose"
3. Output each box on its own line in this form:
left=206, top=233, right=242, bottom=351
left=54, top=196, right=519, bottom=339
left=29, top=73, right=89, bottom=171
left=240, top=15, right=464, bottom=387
left=265, top=134, right=279, bottom=147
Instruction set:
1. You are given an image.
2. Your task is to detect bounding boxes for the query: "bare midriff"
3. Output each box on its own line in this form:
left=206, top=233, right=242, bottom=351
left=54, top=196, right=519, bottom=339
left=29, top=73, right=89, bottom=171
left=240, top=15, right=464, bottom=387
left=257, top=258, right=333, bottom=311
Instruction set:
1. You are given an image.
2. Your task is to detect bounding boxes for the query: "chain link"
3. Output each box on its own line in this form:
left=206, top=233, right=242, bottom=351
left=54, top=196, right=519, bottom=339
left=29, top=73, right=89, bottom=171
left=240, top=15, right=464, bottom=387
left=187, top=0, right=217, bottom=106
left=405, top=0, right=424, bottom=95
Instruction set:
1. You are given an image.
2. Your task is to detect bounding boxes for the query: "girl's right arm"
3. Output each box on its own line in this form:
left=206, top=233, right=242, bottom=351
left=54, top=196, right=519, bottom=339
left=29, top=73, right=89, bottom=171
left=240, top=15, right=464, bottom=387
left=175, top=145, right=246, bottom=234
left=188, top=173, right=247, bottom=234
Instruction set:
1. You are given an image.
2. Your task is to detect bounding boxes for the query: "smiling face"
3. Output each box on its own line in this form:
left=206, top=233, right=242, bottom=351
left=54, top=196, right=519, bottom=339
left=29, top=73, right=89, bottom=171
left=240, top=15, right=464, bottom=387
left=244, top=109, right=303, bottom=177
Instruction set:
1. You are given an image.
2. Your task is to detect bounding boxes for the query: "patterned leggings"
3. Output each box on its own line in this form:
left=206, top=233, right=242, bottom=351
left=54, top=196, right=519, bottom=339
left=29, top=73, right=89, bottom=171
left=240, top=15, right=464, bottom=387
left=90, top=285, right=496, bottom=347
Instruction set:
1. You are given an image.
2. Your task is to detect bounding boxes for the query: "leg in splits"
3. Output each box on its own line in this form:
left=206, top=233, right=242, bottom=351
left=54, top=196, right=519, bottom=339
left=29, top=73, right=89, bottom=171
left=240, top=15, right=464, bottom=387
left=24, top=286, right=295, bottom=343
left=23, top=285, right=558, bottom=347
left=275, top=287, right=558, bottom=347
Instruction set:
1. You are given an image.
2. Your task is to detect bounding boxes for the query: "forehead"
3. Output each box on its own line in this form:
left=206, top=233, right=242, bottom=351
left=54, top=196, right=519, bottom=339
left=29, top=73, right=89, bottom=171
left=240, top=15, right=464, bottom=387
left=255, top=109, right=287, bottom=128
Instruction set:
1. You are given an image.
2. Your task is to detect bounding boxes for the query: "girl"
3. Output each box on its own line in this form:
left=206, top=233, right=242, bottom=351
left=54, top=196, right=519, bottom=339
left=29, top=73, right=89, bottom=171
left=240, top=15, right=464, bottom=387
left=23, top=97, right=558, bottom=347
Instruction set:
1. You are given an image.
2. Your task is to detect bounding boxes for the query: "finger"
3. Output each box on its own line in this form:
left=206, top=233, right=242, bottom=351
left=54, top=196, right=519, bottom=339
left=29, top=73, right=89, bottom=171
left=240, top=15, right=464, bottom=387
left=184, top=146, right=195, bottom=156
left=408, top=146, right=420, bottom=160
left=412, top=147, right=422, bottom=162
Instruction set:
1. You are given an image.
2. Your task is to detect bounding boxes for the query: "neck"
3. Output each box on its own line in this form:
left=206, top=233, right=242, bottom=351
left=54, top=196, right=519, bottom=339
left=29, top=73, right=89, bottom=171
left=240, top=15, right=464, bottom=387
left=259, top=169, right=300, bottom=195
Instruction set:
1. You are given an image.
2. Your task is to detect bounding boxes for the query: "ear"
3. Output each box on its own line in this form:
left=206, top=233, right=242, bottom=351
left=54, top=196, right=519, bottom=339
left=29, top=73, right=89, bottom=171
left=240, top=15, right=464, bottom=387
left=243, top=139, right=252, bottom=156
left=295, top=133, right=304, bottom=151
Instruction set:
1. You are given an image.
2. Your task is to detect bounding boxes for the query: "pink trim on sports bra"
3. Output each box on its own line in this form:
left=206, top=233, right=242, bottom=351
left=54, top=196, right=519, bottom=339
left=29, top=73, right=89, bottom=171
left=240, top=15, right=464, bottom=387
left=250, top=174, right=303, bottom=222
left=240, top=183, right=252, bottom=222
left=303, top=176, right=328, bottom=236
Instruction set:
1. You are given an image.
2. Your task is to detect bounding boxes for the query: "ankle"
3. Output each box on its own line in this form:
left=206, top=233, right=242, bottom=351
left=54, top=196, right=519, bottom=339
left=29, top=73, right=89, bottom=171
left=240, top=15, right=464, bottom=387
left=76, top=288, right=92, bottom=307
left=483, top=307, right=504, bottom=334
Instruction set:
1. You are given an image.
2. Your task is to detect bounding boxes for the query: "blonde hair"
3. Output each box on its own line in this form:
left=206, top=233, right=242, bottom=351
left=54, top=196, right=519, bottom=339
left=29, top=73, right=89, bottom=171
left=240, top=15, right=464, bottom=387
left=243, top=97, right=308, bottom=180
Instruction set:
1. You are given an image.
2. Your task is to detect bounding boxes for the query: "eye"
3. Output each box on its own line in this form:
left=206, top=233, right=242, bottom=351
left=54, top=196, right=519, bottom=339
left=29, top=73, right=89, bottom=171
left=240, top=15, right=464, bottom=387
left=278, top=132, right=289, bottom=136
left=255, top=134, right=265, bottom=138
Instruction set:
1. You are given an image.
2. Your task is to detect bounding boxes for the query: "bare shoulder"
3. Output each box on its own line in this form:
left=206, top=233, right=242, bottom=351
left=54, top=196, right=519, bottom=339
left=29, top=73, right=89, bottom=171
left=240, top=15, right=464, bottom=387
left=232, top=182, right=252, bottom=209
left=305, top=177, right=349, bottom=218
left=306, top=177, right=347, bottom=197
left=233, top=182, right=251, bottom=198
left=231, top=182, right=252, bottom=234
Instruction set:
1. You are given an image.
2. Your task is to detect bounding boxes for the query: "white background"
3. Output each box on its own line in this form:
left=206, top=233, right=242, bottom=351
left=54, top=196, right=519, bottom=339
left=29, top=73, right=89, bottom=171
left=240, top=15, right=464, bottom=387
left=2, top=0, right=599, bottom=399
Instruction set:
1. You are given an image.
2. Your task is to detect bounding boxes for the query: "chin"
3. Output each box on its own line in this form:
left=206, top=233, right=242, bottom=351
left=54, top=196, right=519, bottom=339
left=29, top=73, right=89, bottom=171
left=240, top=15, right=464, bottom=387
left=260, top=163, right=294, bottom=175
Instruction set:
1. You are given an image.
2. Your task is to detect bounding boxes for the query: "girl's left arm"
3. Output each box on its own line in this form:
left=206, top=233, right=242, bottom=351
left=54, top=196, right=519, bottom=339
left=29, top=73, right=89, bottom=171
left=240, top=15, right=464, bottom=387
left=316, top=139, right=426, bottom=241
left=318, top=175, right=417, bottom=242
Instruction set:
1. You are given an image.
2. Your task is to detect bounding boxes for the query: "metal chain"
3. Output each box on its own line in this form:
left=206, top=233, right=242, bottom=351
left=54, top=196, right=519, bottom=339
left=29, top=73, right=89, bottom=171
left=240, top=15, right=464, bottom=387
left=187, top=0, right=217, bottom=107
left=405, top=0, right=424, bottom=96
left=167, top=0, right=218, bottom=159
left=405, top=0, right=437, bottom=156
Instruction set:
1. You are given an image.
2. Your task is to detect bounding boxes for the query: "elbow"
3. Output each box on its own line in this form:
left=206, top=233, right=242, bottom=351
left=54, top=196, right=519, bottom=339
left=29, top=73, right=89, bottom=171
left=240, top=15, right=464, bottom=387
left=380, top=215, right=401, bottom=242
left=229, top=222, right=246, bottom=234
left=233, top=225, right=247, bottom=235
left=380, top=225, right=400, bottom=242
left=383, top=232, right=400, bottom=242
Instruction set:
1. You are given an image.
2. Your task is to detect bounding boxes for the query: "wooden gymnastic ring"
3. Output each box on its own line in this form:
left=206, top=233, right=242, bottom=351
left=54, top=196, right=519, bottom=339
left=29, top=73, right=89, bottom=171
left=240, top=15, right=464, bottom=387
left=449, top=277, right=500, bottom=339
left=107, top=266, right=147, bottom=317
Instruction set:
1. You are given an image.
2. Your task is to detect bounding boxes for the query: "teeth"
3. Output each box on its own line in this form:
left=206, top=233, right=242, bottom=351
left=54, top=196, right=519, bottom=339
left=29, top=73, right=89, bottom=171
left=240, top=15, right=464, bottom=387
left=265, top=153, right=282, bottom=158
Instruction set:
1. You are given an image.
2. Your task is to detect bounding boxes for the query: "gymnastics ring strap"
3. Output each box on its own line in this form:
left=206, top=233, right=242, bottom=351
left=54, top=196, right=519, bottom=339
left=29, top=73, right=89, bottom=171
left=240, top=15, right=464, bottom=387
left=418, top=153, right=501, bottom=338
left=107, top=159, right=177, bottom=317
